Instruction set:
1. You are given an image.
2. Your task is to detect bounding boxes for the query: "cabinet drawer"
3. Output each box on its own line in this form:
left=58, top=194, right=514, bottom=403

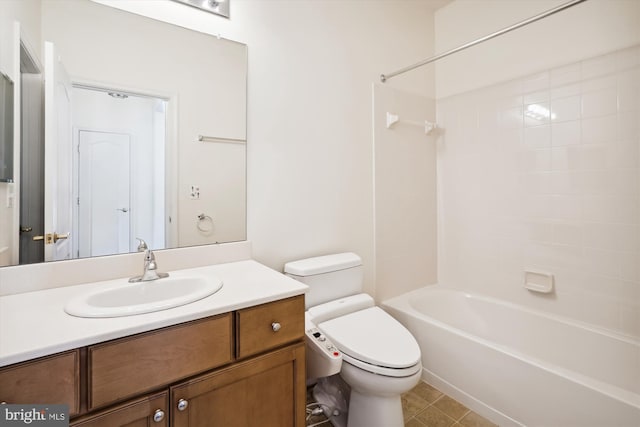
left=71, top=391, right=168, bottom=427
left=0, top=350, right=80, bottom=416
left=236, top=296, right=304, bottom=359
left=88, top=313, right=233, bottom=410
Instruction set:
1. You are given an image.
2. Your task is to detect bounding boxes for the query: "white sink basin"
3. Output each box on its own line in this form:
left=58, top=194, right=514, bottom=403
left=64, top=275, right=223, bottom=318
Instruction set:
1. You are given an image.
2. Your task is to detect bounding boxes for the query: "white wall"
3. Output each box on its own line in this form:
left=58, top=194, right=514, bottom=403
left=0, top=0, right=438, bottom=295
left=435, top=0, right=640, bottom=337
left=97, top=0, right=438, bottom=294
left=0, top=1, right=41, bottom=74
left=243, top=1, right=436, bottom=294
left=436, top=0, right=640, bottom=98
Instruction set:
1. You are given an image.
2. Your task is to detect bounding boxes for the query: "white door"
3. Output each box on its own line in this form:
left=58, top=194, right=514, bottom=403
left=78, top=131, right=131, bottom=257
left=43, top=42, right=73, bottom=261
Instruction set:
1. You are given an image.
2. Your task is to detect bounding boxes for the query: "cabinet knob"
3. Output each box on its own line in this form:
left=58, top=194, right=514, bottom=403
left=271, top=322, right=281, bottom=332
left=153, top=409, right=165, bottom=423
left=177, top=398, right=189, bottom=411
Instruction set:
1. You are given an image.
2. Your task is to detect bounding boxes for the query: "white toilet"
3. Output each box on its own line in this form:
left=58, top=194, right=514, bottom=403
left=284, top=253, right=422, bottom=427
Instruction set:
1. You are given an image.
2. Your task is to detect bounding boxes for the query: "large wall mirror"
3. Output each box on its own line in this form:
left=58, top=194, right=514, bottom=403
left=0, top=0, right=247, bottom=267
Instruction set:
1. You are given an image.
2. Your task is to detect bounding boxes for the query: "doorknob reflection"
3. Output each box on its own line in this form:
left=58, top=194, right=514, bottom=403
left=53, top=232, right=69, bottom=243
left=32, top=232, right=70, bottom=244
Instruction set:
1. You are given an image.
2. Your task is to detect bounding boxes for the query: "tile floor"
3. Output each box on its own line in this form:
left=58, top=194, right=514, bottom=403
left=306, top=380, right=498, bottom=427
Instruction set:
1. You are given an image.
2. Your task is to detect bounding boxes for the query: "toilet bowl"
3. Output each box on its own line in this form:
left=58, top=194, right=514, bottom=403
left=342, top=362, right=422, bottom=427
left=314, top=299, right=422, bottom=427
left=284, top=253, right=422, bottom=427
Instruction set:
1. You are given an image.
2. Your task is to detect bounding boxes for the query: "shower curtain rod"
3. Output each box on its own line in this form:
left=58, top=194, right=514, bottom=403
left=380, top=0, right=588, bottom=83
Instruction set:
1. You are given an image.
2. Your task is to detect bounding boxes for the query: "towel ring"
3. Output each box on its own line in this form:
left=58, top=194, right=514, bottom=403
left=197, top=213, right=213, bottom=233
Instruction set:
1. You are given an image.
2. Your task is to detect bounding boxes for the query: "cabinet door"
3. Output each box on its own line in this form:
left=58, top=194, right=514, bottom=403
left=71, top=391, right=168, bottom=427
left=0, top=350, right=80, bottom=416
left=171, top=342, right=305, bottom=427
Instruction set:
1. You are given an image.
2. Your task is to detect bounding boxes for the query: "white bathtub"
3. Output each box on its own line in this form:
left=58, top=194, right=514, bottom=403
left=382, top=285, right=640, bottom=427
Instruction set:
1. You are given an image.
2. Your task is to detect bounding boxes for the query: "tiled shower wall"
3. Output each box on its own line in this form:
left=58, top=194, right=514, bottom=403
left=437, top=45, right=639, bottom=338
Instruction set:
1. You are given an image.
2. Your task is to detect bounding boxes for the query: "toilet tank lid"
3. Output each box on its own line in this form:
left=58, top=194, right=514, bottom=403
left=284, top=252, right=362, bottom=276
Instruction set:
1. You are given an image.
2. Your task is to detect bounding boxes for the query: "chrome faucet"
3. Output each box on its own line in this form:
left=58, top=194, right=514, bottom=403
left=129, top=238, right=169, bottom=283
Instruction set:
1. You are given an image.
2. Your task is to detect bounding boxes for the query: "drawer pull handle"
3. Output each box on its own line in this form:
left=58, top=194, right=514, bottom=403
left=272, top=322, right=281, bottom=332
left=177, top=398, right=189, bottom=411
left=153, top=409, right=165, bottom=422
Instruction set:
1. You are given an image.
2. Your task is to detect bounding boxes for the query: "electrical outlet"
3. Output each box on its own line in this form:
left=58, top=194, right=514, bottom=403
left=189, top=185, right=200, bottom=200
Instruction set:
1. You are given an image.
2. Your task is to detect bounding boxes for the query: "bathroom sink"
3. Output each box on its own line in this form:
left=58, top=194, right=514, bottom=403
left=64, top=275, right=223, bottom=318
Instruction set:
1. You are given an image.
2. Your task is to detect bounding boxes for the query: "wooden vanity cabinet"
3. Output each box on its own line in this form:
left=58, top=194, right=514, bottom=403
left=1, top=296, right=305, bottom=427
left=0, top=295, right=306, bottom=427
left=0, top=350, right=81, bottom=416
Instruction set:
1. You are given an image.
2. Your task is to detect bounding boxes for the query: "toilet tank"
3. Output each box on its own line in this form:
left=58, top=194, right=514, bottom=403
left=284, top=253, right=363, bottom=309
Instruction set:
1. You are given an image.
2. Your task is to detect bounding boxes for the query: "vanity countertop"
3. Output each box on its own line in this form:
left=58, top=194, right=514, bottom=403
left=0, top=260, right=308, bottom=367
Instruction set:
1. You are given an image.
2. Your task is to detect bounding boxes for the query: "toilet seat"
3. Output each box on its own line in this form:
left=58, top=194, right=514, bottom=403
left=318, top=306, right=421, bottom=378
left=339, top=352, right=422, bottom=377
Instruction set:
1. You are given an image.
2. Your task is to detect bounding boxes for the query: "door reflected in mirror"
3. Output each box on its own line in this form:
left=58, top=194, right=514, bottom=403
left=0, top=0, right=247, bottom=267
left=74, top=88, right=167, bottom=258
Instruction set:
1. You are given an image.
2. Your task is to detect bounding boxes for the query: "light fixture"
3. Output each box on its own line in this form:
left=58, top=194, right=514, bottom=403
left=525, top=104, right=556, bottom=121
left=108, top=92, right=128, bottom=99
left=170, top=0, right=230, bottom=19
